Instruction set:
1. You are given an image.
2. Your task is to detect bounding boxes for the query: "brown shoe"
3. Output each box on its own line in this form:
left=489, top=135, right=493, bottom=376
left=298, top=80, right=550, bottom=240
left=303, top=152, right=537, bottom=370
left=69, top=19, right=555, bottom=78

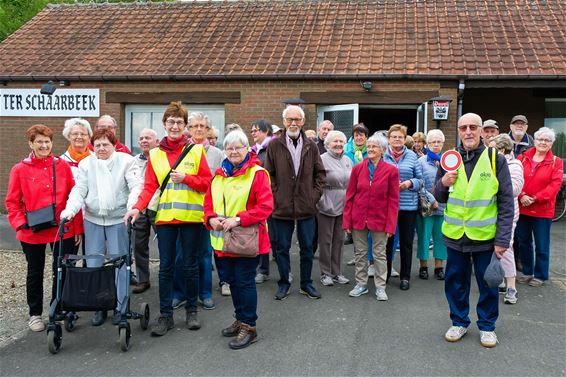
left=228, top=323, right=257, bottom=350
left=221, top=320, right=242, bottom=337
left=132, top=282, right=150, bottom=294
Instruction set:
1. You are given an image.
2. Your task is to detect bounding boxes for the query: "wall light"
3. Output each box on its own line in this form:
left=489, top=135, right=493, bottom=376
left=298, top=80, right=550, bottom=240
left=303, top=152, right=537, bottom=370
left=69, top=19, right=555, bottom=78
left=360, top=81, right=373, bottom=92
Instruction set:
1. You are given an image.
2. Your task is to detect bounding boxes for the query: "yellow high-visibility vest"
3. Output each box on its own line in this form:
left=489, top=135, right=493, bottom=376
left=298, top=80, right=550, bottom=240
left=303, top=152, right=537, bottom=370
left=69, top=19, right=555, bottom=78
left=442, top=148, right=498, bottom=241
left=150, top=144, right=206, bottom=223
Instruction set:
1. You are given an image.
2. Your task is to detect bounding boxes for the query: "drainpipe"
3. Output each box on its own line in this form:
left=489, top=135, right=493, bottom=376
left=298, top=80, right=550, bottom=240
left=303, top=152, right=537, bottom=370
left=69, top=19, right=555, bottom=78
left=456, top=79, right=465, bottom=146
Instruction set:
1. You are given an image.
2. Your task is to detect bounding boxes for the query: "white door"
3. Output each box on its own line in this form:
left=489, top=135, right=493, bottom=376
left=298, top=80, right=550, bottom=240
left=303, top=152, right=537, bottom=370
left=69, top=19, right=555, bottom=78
left=317, top=104, right=359, bottom=136
left=416, top=102, right=428, bottom=134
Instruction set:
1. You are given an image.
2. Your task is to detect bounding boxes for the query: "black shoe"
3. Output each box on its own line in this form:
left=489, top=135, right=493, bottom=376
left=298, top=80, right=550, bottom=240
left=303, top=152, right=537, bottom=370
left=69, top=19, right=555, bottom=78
left=300, top=284, right=321, bottom=299
left=419, top=267, right=429, bottom=280
left=91, top=310, right=107, bottom=326
left=274, top=285, right=290, bottom=300
left=400, top=280, right=410, bottom=291
left=186, top=311, right=201, bottom=330
left=343, top=233, right=354, bottom=245
left=112, top=310, right=122, bottom=326
left=151, top=315, right=174, bottom=336
left=434, top=268, right=445, bottom=280
left=222, top=320, right=242, bottom=337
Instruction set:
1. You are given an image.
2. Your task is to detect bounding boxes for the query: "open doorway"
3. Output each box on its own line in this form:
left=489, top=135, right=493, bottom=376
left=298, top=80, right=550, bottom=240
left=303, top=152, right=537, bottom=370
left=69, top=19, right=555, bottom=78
left=359, top=106, right=417, bottom=136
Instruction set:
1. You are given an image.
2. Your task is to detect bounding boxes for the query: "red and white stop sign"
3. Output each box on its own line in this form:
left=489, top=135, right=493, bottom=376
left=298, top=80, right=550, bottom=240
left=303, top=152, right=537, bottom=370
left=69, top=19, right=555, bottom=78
left=441, top=150, right=462, bottom=172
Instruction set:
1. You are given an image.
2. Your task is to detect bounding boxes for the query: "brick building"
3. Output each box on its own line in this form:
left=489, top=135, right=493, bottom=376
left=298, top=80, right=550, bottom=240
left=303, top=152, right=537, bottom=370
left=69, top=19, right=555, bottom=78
left=1, top=1, right=565, bottom=209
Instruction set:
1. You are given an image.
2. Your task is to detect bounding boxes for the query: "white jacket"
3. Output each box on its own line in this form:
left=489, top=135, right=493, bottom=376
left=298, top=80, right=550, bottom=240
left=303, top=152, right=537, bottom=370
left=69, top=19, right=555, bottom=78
left=64, top=152, right=143, bottom=226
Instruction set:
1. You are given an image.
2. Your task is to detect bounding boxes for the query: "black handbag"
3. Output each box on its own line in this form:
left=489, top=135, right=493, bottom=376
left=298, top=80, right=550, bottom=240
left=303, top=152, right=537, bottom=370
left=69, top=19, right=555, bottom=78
left=418, top=183, right=434, bottom=217
left=61, top=265, right=117, bottom=311
left=25, top=158, right=58, bottom=232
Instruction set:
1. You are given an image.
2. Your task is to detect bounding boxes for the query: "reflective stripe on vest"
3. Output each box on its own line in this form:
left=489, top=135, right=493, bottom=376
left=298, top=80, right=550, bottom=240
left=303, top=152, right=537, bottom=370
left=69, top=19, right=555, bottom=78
left=442, top=148, right=499, bottom=241
left=209, top=165, right=265, bottom=251
left=150, top=144, right=206, bottom=223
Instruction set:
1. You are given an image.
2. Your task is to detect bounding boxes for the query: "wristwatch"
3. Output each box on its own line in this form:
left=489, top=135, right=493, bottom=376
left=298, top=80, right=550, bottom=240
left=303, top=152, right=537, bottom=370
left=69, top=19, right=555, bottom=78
left=234, top=217, right=241, bottom=225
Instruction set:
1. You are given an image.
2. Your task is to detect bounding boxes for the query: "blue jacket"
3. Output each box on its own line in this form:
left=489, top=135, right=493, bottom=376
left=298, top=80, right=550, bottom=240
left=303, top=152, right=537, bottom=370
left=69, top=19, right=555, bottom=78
left=383, top=146, right=423, bottom=211
left=344, top=137, right=367, bottom=165
left=418, top=154, right=445, bottom=216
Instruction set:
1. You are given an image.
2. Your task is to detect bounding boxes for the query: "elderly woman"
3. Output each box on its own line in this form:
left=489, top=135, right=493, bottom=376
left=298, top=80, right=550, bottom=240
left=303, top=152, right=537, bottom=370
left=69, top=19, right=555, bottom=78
left=204, top=130, right=273, bottom=350
left=318, top=131, right=353, bottom=286
left=412, top=132, right=427, bottom=157
left=207, top=127, right=220, bottom=147
left=516, top=127, right=563, bottom=287
left=343, top=133, right=400, bottom=300
left=416, top=129, right=447, bottom=280
left=383, top=124, right=423, bottom=291
left=489, top=134, right=524, bottom=304
left=61, top=128, right=142, bottom=326
left=61, top=118, right=94, bottom=177
left=6, top=125, right=80, bottom=332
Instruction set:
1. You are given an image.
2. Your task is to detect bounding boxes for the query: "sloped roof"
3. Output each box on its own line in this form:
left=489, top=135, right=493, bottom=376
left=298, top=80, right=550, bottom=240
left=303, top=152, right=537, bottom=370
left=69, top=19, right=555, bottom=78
left=0, top=0, right=565, bottom=81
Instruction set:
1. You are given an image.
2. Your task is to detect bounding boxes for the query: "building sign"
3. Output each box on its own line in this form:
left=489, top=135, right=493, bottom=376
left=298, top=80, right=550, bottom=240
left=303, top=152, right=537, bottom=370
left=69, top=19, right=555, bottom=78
left=432, top=100, right=450, bottom=121
left=0, top=88, right=100, bottom=117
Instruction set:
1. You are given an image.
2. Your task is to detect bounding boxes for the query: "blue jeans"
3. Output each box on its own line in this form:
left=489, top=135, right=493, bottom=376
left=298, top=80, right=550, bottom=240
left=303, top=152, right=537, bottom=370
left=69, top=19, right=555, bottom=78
left=173, top=226, right=212, bottom=300
left=173, top=238, right=186, bottom=302
left=222, top=256, right=259, bottom=326
left=516, top=215, right=552, bottom=281
left=272, top=217, right=315, bottom=289
left=156, top=223, right=200, bottom=316
left=445, top=247, right=499, bottom=331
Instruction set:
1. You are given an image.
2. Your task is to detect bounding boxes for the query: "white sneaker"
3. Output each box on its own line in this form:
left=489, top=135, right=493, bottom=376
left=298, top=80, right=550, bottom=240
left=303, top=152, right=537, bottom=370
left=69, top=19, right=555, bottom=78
left=444, top=325, right=468, bottom=342
left=375, top=288, right=388, bottom=301
left=368, top=265, right=375, bottom=277
left=255, top=273, right=269, bottom=284
left=348, top=284, right=368, bottom=297
left=28, top=315, right=45, bottom=332
left=390, top=267, right=400, bottom=278
left=221, top=283, right=231, bottom=296
left=480, top=331, right=498, bottom=348
left=320, top=275, right=334, bottom=286
left=346, top=257, right=356, bottom=266
left=332, top=275, right=350, bottom=284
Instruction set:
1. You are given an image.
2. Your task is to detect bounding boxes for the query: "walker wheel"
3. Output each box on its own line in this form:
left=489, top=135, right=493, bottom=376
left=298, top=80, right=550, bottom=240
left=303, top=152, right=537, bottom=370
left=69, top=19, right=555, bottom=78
left=47, top=325, right=62, bottom=354
left=140, top=303, right=150, bottom=330
left=64, top=312, right=78, bottom=332
left=119, top=325, right=131, bottom=352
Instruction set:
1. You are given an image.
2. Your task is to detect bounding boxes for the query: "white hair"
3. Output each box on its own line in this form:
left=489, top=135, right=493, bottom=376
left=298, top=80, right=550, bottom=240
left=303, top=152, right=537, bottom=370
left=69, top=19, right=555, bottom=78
left=62, top=118, right=92, bottom=140
left=188, top=112, right=211, bottom=128
left=282, top=105, right=305, bottom=120
left=324, top=130, right=346, bottom=148
left=534, top=127, right=556, bottom=143
left=139, top=128, right=158, bottom=139
left=318, top=120, right=334, bottom=131
left=426, top=129, right=445, bottom=143
left=223, top=129, right=249, bottom=149
left=97, top=114, right=117, bottom=128
left=367, top=133, right=388, bottom=151
left=458, top=113, right=482, bottom=127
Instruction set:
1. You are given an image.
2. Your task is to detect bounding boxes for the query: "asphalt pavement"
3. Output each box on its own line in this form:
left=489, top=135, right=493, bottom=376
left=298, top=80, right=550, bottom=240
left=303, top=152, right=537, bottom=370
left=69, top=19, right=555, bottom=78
left=0, top=215, right=564, bottom=376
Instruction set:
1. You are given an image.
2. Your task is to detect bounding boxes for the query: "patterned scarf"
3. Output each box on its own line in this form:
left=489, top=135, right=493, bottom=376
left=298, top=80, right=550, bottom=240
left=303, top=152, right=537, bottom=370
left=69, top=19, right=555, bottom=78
left=389, top=146, right=404, bottom=163
left=354, top=143, right=366, bottom=163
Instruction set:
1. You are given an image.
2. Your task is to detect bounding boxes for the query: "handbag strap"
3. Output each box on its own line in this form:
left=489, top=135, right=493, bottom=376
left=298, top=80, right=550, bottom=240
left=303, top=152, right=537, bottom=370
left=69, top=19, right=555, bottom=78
left=158, top=143, right=195, bottom=196
left=52, top=157, right=57, bottom=211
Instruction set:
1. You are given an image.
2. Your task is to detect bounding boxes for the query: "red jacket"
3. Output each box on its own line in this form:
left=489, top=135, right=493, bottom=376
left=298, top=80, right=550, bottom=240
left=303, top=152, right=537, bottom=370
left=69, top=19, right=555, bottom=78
left=204, top=154, right=274, bottom=257
left=518, top=148, right=564, bottom=218
left=343, top=158, right=400, bottom=235
left=5, top=154, right=81, bottom=244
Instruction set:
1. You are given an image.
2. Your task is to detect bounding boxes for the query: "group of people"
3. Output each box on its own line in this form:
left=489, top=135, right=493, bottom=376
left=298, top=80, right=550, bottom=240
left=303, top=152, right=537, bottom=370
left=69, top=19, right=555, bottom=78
left=6, top=101, right=563, bottom=350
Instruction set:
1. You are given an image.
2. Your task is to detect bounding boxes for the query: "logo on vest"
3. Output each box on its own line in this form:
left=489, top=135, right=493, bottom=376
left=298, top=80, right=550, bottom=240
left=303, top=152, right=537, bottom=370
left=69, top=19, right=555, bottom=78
left=181, top=161, right=195, bottom=171
left=479, top=172, right=492, bottom=181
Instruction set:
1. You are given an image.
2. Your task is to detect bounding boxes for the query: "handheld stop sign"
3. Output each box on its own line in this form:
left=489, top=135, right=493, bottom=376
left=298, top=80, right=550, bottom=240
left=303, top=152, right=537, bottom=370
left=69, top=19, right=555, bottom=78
left=441, top=150, right=462, bottom=192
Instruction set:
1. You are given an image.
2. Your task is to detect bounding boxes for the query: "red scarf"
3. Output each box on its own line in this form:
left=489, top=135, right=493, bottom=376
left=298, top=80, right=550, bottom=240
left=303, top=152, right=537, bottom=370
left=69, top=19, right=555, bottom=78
left=390, top=147, right=404, bottom=163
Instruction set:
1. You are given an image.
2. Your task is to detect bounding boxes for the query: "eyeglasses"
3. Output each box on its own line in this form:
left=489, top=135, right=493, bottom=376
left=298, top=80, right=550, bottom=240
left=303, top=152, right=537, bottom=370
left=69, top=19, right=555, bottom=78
left=165, top=119, right=185, bottom=126
left=536, top=138, right=552, bottom=143
left=389, top=135, right=405, bottom=140
left=70, top=132, right=89, bottom=138
left=250, top=128, right=259, bottom=133
left=284, top=117, right=303, bottom=123
left=225, top=146, right=247, bottom=152
left=190, top=124, right=207, bottom=129
left=458, top=124, right=479, bottom=131
left=428, top=140, right=444, bottom=144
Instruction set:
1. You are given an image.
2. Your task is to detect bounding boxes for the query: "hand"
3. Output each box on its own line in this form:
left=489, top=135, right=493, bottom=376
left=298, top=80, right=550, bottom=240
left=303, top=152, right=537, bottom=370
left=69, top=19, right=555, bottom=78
left=209, top=217, right=225, bottom=231
left=432, top=201, right=439, bottom=210
left=60, top=209, right=74, bottom=221
left=494, top=245, right=507, bottom=259
left=222, top=217, right=240, bottom=232
left=124, top=208, right=140, bottom=225
left=74, top=234, right=83, bottom=246
left=520, top=195, right=535, bottom=207
left=170, top=170, right=186, bottom=184
left=386, top=233, right=393, bottom=238
left=399, top=180, right=412, bottom=191
left=345, top=229, right=351, bottom=234
left=441, top=171, right=458, bottom=187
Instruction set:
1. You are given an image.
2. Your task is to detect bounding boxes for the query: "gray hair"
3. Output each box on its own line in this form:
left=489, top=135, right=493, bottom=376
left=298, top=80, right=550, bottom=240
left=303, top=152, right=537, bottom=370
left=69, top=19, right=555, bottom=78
left=367, top=132, right=389, bottom=151
left=324, top=130, right=347, bottom=148
left=318, top=120, right=334, bottom=131
left=97, top=114, right=117, bottom=128
left=139, top=128, right=158, bottom=139
left=188, top=112, right=211, bottom=128
left=458, top=113, right=482, bottom=127
left=534, top=127, right=556, bottom=143
left=426, top=129, right=445, bottom=143
left=223, top=129, right=249, bottom=150
left=490, top=134, right=514, bottom=155
left=225, top=123, right=242, bottom=134
left=62, top=118, right=92, bottom=140
left=282, top=105, right=305, bottom=120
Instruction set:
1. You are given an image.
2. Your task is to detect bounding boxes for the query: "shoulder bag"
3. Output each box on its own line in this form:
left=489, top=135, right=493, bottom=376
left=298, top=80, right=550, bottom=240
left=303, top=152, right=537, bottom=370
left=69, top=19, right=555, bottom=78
left=418, top=180, right=434, bottom=217
left=221, top=192, right=259, bottom=257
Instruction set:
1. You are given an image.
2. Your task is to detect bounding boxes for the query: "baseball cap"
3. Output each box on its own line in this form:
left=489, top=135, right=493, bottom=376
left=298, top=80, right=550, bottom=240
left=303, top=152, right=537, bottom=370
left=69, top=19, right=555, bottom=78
left=510, top=115, right=528, bottom=124
left=482, top=119, right=499, bottom=129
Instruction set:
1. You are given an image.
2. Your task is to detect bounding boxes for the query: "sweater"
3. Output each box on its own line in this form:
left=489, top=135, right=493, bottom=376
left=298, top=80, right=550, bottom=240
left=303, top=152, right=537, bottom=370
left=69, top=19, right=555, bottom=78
left=317, top=151, right=353, bottom=216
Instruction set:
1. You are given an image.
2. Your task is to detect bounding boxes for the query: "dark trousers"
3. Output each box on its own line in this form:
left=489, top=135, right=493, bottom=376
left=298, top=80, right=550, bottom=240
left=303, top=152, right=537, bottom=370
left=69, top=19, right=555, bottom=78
left=445, top=247, right=499, bottom=331
left=21, top=237, right=76, bottom=316
left=257, top=216, right=275, bottom=276
left=386, top=210, right=416, bottom=281
left=272, top=216, right=315, bottom=289
left=223, top=256, right=259, bottom=326
left=133, top=212, right=154, bottom=284
left=156, top=223, right=200, bottom=316
left=516, top=215, right=552, bottom=281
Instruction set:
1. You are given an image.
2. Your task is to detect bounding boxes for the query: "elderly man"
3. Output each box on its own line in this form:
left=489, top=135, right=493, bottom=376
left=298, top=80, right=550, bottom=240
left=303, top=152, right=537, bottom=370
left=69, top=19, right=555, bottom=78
left=316, top=120, right=334, bottom=154
left=434, top=113, right=514, bottom=348
left=508, top=115, right=534, bottom=156
left=94, top=114, right=132, bottom=154
left=265, top=105, right=326, bottom=300
left=131, top=128, right=159, bottom=294
left=481, top=119, right=500, bottom=146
